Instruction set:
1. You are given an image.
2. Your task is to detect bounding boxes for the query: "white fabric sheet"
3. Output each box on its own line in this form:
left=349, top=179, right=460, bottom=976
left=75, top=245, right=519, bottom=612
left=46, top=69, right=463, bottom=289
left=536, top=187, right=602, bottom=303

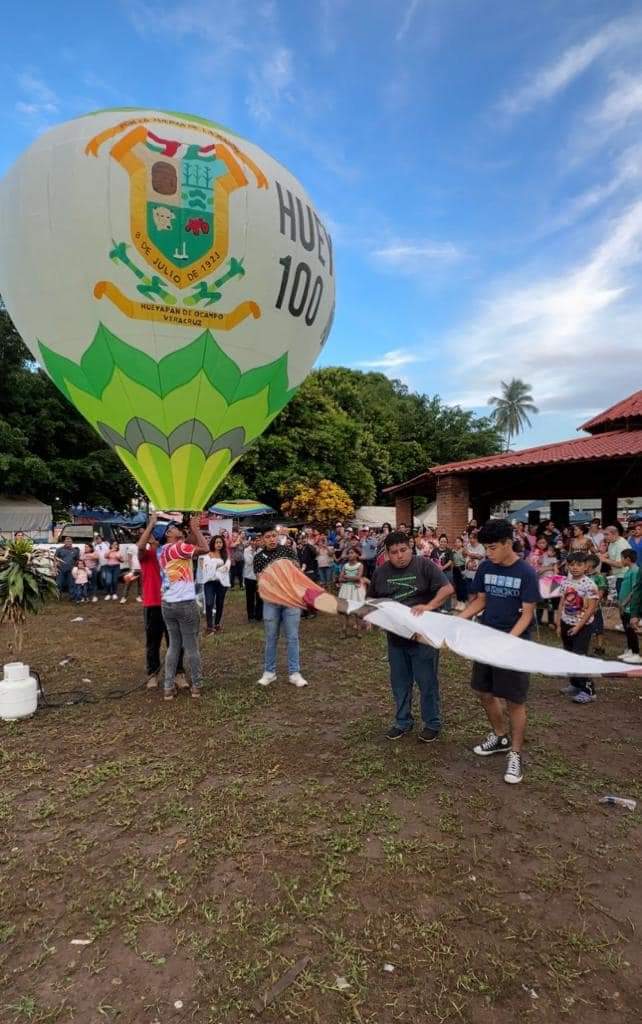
left=356, top=601, right=641, bottom=678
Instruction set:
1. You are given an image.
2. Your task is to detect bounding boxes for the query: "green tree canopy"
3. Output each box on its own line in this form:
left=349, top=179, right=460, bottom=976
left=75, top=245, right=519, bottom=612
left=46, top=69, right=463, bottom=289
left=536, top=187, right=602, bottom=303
left=218, top=366, right=503, bottom=507
left=1, top=306, right=503, bottom=511
left=0, top=308, right=141, bottom=512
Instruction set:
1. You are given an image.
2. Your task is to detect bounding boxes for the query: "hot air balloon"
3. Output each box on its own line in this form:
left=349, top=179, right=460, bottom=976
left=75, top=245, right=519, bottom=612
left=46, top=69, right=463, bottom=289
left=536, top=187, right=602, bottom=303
left=0, top=109, right=335, bottom=508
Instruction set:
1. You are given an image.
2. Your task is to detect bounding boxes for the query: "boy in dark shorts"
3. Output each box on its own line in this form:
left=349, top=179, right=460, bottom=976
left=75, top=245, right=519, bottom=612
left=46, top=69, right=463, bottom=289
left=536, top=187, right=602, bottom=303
left=555, top=551, right=599, bottom=703
left=458, top=519, right=539, bottom=784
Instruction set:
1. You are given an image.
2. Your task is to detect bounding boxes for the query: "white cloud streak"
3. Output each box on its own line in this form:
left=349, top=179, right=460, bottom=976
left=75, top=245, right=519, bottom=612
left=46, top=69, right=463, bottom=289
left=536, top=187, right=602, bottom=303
left=246, top=46, right=294, bottom=122
left=446, top=201, right=642, bottom=414
left=396, top=0, right=423, bottom=43
left=372, top=240, right=463, bottom=270
left=15, top=71, right=59, bottom=117
left=357, top=348, right=423, bottom=369
left=498, top=16, right=642, bottom=117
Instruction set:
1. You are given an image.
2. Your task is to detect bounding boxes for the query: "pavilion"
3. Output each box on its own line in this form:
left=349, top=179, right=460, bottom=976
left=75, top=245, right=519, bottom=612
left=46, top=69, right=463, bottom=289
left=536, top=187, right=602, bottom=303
left=384, top=390, right=642, bottom=539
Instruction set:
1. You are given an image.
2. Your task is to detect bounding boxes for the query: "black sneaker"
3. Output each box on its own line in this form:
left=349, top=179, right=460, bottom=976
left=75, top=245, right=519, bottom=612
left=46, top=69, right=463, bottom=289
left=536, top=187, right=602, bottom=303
left=385, top=726, right=411, bottom=740
left=473, top=732, right=511, bottom=756
left=418, top=728, right=439, bottom=743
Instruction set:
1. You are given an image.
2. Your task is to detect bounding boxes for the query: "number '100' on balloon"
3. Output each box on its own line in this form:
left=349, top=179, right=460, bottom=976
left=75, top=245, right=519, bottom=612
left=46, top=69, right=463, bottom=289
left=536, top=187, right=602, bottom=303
left=0, top=109, right=335, bottom=508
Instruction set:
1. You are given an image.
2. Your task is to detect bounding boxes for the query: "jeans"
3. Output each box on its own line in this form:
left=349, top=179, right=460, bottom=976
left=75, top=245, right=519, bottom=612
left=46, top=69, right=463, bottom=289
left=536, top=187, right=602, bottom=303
left=263, top=601, right=301, bottom=675
left=453, top=567, right=467, bottom=603
left=560, top=621, right=595, bottom=695
left=244, top=577, right=263, bottom=620
left=162, top=600, right=201, bottom=691
left=387, top=637, right=441, bottom=731
left=144, top=605, right=184, bottom=677
left=362, top=559, right=376, bottom=583
left=56, top=568, right=73, bottom=594
left=87, top=569, right=98, bottom=597
left=73, top=583, right=88, bottom=602
left=318, top=566, right=333, bottom=586
left=104, top=564, right=120, bottom=596
left=204, top=580, right=227, bottom=628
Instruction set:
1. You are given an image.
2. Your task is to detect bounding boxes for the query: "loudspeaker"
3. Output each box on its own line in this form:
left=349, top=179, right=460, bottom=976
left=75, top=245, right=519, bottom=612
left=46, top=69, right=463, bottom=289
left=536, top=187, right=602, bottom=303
left=550, top=501, right=570, bottom=528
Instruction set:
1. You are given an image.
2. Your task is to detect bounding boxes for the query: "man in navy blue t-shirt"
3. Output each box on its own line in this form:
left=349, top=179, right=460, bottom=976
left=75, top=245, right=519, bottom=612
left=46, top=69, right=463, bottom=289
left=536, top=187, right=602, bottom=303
left=458, top=519, right=539, bottom=785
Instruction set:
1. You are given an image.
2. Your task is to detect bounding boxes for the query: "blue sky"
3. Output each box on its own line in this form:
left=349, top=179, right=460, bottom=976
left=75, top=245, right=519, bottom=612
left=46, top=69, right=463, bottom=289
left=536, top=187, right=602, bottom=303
left=2, top=0, right=642, bottom=449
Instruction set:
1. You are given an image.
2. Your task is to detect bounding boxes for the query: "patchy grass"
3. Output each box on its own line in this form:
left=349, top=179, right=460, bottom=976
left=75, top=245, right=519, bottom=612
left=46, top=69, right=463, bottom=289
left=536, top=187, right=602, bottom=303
left=0, top=594, right=640, bottom=1023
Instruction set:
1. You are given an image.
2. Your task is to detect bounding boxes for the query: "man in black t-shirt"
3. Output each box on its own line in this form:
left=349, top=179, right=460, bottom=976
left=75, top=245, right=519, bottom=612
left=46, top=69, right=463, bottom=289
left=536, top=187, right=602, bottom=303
left=458, top=519, right=539, bottom=785
left=368, top=531, right=454, bottom=743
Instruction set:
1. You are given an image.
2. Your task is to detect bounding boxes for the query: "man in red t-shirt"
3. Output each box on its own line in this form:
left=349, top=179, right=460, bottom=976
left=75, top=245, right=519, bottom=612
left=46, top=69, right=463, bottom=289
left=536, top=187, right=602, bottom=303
left=137, top=513, right=186, bottom=690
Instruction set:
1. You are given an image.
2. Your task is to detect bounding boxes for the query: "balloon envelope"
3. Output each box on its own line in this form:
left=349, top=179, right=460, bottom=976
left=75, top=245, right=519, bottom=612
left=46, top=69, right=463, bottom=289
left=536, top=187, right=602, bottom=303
left=0, top=109, right=335, bottom=507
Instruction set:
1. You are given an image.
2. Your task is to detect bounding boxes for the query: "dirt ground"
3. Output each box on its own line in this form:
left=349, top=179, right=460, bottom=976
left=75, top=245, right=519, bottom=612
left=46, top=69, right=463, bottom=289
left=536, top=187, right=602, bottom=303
left=0, top=591, right=640, bottom=1024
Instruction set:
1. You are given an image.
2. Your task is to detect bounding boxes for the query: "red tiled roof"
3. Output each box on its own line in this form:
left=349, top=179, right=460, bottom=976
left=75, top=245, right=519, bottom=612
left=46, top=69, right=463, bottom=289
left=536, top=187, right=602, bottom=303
left=429, top=429, right=642, bottom=476
left=580, top=390, right=642, bottom=432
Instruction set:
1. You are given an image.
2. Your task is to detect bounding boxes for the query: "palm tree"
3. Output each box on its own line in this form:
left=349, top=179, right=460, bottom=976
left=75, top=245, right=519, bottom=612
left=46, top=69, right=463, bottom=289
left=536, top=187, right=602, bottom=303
left=488, top=379, right=538, bottom=450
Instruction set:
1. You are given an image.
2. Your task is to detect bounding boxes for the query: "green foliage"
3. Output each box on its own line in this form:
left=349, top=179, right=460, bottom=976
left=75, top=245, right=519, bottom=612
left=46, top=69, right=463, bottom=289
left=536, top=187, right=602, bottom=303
left=230, top=366, right=503, bottom=508
left=0, top=307, right=140, bottom=511
left=1, top=305, right=502, bottom=512
left=0, top=539, right=58, bottom=653
left=488, top=378, right=539, bottom=448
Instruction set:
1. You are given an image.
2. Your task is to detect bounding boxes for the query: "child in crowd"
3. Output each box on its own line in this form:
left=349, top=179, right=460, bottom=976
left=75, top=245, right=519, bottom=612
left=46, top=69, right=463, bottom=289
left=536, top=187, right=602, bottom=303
left=452, top=537, right=467, bottom=608
left=586, top=553, right=608, bottom=656
left=71, top=558, right=89, bottom=603
left=338, top=546, right=366, bottom=638
left=556, top=551, right=599, bottom=704
left=617, top=548, right=641, bottom=664
left=316, top=535, right=335, bottom=588
left=82, top=542, right=100, bottom=602
left=529, top=538, right=559, bottom=627
left=431, top=534, right=454, bottom=611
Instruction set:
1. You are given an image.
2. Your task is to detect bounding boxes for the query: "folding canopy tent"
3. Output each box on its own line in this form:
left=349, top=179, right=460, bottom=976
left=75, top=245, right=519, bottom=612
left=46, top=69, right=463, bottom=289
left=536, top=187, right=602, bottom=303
left=0, top=495, right=52, bottom=539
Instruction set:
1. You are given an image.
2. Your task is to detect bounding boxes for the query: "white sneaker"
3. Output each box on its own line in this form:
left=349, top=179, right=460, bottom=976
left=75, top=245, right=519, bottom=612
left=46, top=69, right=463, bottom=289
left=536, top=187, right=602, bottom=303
left=504, top=751, right=523, bottom=784
left=136, top=596, right=142, bottom=603
left=289, top=672, right=308, bottom=688
left=120, top=597, right=127, bottom=604
left=617, top=649, right=632, bottom=660
left=104, top=595, right=110, bottom=601
left=92, top=596, right=98, bottom=603
left=257, top=671, right=277, bottom=687
left=621, top=652, right=642, bottom=664
left=112, top=594, right=118, bottom=600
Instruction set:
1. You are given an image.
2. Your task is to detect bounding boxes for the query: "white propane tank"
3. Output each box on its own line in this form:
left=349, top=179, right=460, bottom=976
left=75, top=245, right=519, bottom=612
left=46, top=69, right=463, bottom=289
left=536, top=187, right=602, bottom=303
left=0, top=662, right=38, bottom=721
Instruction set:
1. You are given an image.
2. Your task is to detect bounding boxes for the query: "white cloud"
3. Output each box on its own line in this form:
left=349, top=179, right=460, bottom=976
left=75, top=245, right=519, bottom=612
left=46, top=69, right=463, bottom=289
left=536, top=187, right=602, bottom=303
left=15, top=71, right=59, bottom=117
left=124, top=0, right=248, bottom=48
left=246, top=46, right=294, bottom=122
left=357, top=348, right=423, bottom=369
left=445, top=200, right=642, bottom=415
left=498, top=16, right=642, bottom=117
left=593, top=72, right=642, bottom=129
left=372, top=240, right=463, bottom=272
left=545, top=145, right=642, bottom=232
left=396, top=0, right=423, bottom=43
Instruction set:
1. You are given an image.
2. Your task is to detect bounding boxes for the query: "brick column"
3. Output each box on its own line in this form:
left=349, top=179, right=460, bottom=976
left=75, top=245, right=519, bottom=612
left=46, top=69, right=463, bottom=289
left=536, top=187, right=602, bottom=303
left=436, top=474, right=469, bottom=540
left=395, top=496, right=414, bottom=529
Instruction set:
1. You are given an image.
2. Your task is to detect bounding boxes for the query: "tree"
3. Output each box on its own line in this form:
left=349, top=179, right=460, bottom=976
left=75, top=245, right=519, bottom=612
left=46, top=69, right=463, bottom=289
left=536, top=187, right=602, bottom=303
left=280, top=479, right=355, bottom=527
left=488, top=379, right=538, bottom=449
left=0, top=306, right=141, bottom=511
left=1, top=302, right=504, bottom=513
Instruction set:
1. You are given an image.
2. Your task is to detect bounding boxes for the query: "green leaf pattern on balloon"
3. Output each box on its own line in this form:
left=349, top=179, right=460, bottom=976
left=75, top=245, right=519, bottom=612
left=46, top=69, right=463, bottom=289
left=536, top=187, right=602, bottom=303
left=38, top=325, right=297, bottom=508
